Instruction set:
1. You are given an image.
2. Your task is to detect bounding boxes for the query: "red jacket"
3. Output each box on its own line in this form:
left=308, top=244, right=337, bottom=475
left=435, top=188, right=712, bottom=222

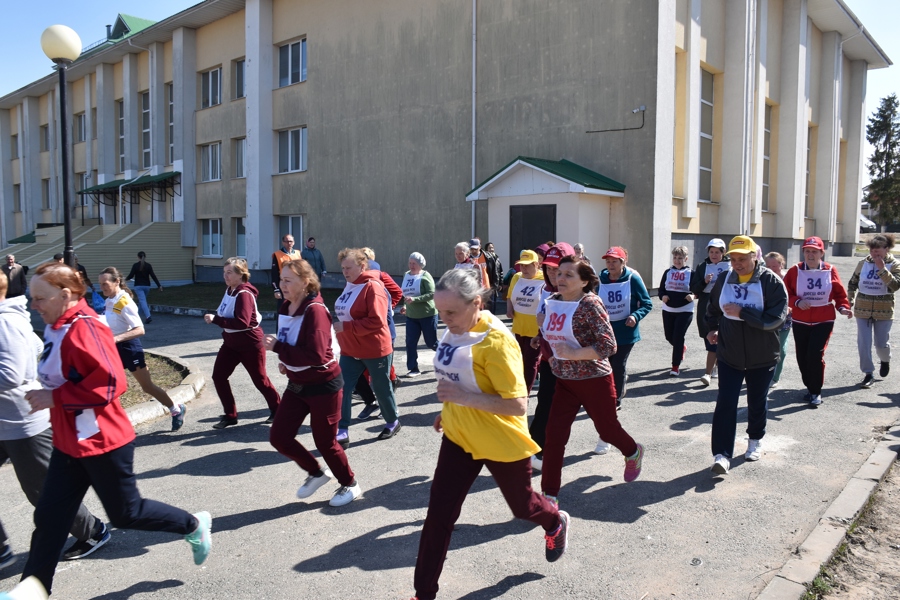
left=335, top=271, right=393, bottom=359
left=380, top=272, right=403, bottom=309
left=273, top=293, right=341, bottom=385
left=46, top=299, right=135, bottom=458
left=212, top=282, right=264, bottom=348
left=783, top=261, right=850, bottom=325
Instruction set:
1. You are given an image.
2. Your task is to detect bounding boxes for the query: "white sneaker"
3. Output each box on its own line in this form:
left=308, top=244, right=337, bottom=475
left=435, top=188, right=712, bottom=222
left=329, top=482, right=362, bottom=507
left=296, top=469, right=333, bottom=499
left=745, top=439, right=762, bottom=461
left=593, top=439, right=611, bottom=455
left=406, top=371, right=421, bottom=378
left=711, top=365, right=718, bottom=379
left=531, top=455, right=543, bottom=471
left=809, top=394, right=823, bottom=406
left=770, top=380, right=779, bottom=389
left=700, top=374, right=712, bottom=387
left=711, top=454, right=730, bottom=475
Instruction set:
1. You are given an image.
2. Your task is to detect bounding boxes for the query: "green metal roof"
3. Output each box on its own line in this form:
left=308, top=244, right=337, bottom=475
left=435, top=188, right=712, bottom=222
left=467, top=156, right=626, bottom=198
left=8, top=232, right=36, bottom=244
left=77, top=179, right=128, bottom=195
left=77, top=172, right=179, bottom=195
left=113, top=14, right=157, bottom=39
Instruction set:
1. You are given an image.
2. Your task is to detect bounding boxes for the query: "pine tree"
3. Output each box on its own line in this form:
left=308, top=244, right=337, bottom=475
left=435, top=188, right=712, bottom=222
left=865, top=94, right=900, bottom=229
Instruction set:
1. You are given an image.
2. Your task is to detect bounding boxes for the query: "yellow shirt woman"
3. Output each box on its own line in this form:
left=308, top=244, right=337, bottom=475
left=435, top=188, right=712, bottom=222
left=507, top=271, right=545, bottom=337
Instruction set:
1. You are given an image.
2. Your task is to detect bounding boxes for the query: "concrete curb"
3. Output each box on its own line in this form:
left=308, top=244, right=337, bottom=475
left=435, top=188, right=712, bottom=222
left=756, top=421, right=900, bottom=599
left=123, top=350, right=205, bottom=428
left=149, top=303, right=278, bottom=321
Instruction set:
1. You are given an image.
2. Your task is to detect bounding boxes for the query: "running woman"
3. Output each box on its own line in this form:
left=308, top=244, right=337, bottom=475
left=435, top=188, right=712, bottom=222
left=264, top=259, right=361, bottom=507
left=409, top=268, right=568, bottom=600
left=763, top=252, right=792, bottom=388
left=539, top=257, right=645, bottom=500
left=204, top=258, right=281, bottom=429
left=399, top=252, right=438, bottom=378
left=98, top=267, right=185, bottom=431
left=658, top=246, right=695, bottom=376
left=783, top=237, right=851, bottom=407
left=690, top=238, right=729, bottom=386
left=846, top=233, right=900, bottom=388
left=506, top=249, right=545, bottom=393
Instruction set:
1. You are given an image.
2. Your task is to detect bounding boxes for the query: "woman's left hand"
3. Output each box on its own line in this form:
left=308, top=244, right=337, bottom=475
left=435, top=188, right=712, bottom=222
left=436, top=379, right=468, bottom=407
left=552, top=342, right=581, bottom=360
left=263, top=334, right=277, bottom=351
left=839, top=307, right=853, bottom=319
left=333, top=321, right=344, bottom=333
left=625, top=315, right=637, bottom=327
left=24, top=389, right=54, bottom=413
left=203, top=314, right=215, bottom=324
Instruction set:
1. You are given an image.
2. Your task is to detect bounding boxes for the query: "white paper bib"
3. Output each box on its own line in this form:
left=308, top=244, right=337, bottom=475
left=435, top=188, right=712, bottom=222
left=334, top=282, right=367, bottom=322
left=796, top=269, right=832, bottom=307
left=434, top=313, right=510, bottom=395
left=276, top=303, right=339, bottom=371
left=511, top=276, right=542, bottom=316
left=859, top=261, right=890, bottom=295
left=599, top=281, right=631, bottom=321
left=541, top=298, right=581, bottom=360
left=402, top=272, right=423, bottom=297
left=665, top=267, right=692, bottom=293
left=719, top=279, right=764, bottom=320
left=704, top=262, right=730, bottom=293
left=217, top=289, right=262, bottom=333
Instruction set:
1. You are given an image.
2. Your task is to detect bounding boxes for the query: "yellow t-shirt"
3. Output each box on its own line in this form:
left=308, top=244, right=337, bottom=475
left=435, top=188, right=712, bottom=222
left=441, top=312, right=539, bottom=462
left=737, top=273, right=752, bottom=283
left=506, top=271, right=545, bottom=337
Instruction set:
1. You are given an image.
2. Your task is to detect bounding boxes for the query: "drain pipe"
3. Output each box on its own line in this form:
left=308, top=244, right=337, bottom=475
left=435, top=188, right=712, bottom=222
left=471, top=0, right=477, bottom=238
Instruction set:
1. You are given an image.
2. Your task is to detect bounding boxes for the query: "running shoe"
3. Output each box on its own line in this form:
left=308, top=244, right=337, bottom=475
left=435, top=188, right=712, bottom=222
left=336, top=428, right=350, bottom=450
left=329, top=482, right=362, bottom=507
left=358, top=403, right=381, bottom=420
left=623, top=443, right=644, bottom=482
left=378, top=420, right=402, bottom=440
left=185, top=511, right=212, bottom=566
left=145, top=317, right=153, bottom=324
left=809, top=394, right=823, bottom=407
left=711, top=364, right=718, bottom=378
left=391, top=378, right=400, bottom=392
left=0, top=544, right=13, bottom=569
left=593, top=439, right=610, bottom=455
left=0, top=577, right=48, bottom=600
left=406, top=371, right=421, bottom=378
left=711, top=454, right=730, bottom=475
left=171, top=404, right=186, bottom=431
left=264, top=411, right=276, bottom=425
left=296, top=469, right=334, bottom=499
left=860, top=373, right=875, bottom=388
left=531, top=454, right=543, bottom=471
left=212, top=416, right=237, bottom=430
left=542, top=492, right=559, bottom=507
left=669, top=366, right=679, bottom=376
left=544, top=510, right=570, bottom=562
left=62, top=522, right=111, bottom=560
left=880, top=362, right=890, bottom=377
left=745, top=439, right=762, bottom=462
left=770, top=380, right=779, bottom=389
left=700, top=374, right=712, bottom=387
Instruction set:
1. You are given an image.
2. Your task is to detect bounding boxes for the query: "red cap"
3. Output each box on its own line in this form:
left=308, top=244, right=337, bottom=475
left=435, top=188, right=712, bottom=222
left=802, top=236, right=825, bottom=251
left=602, top=246, right=628, bottom=260
left=542, top=243, right=576, bottom=267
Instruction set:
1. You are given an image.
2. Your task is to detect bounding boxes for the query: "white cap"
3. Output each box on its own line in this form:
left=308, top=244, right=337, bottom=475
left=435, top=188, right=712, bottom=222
left=707, top=238, right=726, bottom=250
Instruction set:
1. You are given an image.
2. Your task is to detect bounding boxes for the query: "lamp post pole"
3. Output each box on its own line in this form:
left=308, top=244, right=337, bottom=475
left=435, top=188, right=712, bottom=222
left=56, top=61, right=75, bottom=268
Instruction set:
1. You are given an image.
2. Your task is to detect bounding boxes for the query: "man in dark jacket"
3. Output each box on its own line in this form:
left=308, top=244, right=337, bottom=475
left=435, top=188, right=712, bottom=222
left=300, top=237, right=327, bottom=279
left=706, top=235, right=787, bottom=476
left=1, top=255, right=27, bottom=299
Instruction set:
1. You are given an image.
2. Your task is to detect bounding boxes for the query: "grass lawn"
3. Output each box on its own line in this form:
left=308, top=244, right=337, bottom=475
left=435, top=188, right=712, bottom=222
left=120, top=354, right=189, bottom=409
left=151, top=284, right=342, bottom=313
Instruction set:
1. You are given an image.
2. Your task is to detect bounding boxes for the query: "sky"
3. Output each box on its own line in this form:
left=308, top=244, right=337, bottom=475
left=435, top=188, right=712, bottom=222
left=0, top=0, right=897, bottom=183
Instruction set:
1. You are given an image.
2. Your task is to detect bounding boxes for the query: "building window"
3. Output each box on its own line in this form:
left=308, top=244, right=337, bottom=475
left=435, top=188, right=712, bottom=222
left=234, top=59, right=246, bottom=99
left=234, top=137, right=247, bottom=178
left=140, top=92, right=151, bottom=168
left=200, top=142, right=221, bottom=182
left=698, top=70, right=714, bottom=202
left=201, top=218, right=222, bottom=257
left=278, top=215, right=302, bottom=240
left=10, top=135, right=18, bottom=159
left=278, top=39, right=307, bottom=87
left=91, top=108, right=97, bottom=139
left=40, top=125, right=49, bottom=152
left=117, top=100, right=125, bottom=173
left=167, top=83, right=175, bottom=164
left=235, top=218, right=246, bottom=257
left=77, top=173, right=91, bottom=206
left=12, top=184, right=21, bottom=212
left=278, top=127, right=307, bottom=173
left=805, top=128, right=812, bottom=218
left=761, top=104, right=771, bottom=212
left=201, top=68, right=221, bottom=109
left=41, top=178, right=50, bottom=210
left=74, top=113, right=86, bottom=143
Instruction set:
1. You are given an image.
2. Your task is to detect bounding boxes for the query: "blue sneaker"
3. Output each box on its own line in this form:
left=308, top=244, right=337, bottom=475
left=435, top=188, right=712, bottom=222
left=0, top=543, right=14, bottom=569
left=171, top=404, right=186, bottom=431
left=185, top=511, right=212, bottom=565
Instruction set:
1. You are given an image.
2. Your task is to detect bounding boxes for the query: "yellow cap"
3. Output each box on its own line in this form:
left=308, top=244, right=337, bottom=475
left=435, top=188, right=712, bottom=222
left=728, top=235, right=756, bottom=255
left=516, top=250, right=540, bottom=265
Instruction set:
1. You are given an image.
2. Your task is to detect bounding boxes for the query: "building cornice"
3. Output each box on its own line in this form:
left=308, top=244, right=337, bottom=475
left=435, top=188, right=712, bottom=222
left=808, top=0, right=891, bottom=69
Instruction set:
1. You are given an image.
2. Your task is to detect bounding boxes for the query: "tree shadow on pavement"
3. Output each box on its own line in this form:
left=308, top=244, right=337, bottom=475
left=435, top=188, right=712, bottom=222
left=560, top=468, right=719, bottom=524
left=457, top=572, right=545, bottom=600
left=90, top=579, right=183, bottom=599
left=138, top=447, right=284, bottom=479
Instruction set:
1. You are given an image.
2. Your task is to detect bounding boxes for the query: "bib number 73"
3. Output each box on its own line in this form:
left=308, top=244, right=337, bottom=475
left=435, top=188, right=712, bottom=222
left=437, top=344, right=458, bottom=366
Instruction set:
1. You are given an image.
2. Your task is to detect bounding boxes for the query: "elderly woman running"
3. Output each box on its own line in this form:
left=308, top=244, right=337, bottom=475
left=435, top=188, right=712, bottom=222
left=400, top=252, right=438, bottom=377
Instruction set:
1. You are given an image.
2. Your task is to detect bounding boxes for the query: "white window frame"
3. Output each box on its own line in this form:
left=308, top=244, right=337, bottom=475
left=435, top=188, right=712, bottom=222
left=201, top=68, right=222, bottom=109
left=698, top=70, right=714, bottom=203
left=278, top=215, right=303, bottom=242
left=234, top=137, right=247, bottom=179
left=167, top=84, right=175, bottom=165
left=77, top=173, right=91, bottom=206
left=235, top=217, right=246, bottom=257
left=141, top=91, right=151, bottom=168
left=200, top=142, right=221, bottom=182
left=201, top=218, right=223, bottom=257
left=277, top=127, right=307, bottom=174
left=278, top=39, right=307, bottom=87
left=75, top=113, right=86, bottom=143
left=761, top=104, right=771, bottom=212
left=117, top=100, right=125, bottom=173
left=235, top=59, right=246, bottom=99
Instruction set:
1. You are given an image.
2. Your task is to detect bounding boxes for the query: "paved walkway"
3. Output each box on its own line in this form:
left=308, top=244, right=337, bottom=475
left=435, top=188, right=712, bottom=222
left=2, top=254, right=898, bottom=599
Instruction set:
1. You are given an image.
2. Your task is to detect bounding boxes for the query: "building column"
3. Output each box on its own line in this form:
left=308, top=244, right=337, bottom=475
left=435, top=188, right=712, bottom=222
left=813, top=31, right=842, bottom=242
left=149, top=42, right=166, bottom=175
left=840, top=59, right=867, bottom=245
left=122, top=53, right=140, bottom=180
left=0, top=109, right=12, bottom=246
left=245, top=0, right=275, bottom=271
left=21, top=97, right=41, bottom=234
left=750, top=0, right=768, bottom=227
left=676, top=0, right=701, bottom=219
left=173, top=27, right=197, bottom=245
left=46, top=87, right=59, bottom=223
left=83, top=73, right=95, bottom=218
left=774, top=0, right=808, bottom=240
left=95, top=64, right=116, bottom=223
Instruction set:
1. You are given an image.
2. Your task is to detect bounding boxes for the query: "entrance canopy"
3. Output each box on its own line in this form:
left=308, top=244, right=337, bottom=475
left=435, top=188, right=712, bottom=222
left=466, top=156, right=625, bottom=201
left=77, top=171, right=181, bottom=206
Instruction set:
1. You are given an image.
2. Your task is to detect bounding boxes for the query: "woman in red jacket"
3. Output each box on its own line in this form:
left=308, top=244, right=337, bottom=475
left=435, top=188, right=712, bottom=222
left=783, top=237, right=852, bottom=407
left=264, top=259, right=361, bottom=507
left=204, top=257, right=281, bottom=429
left=5, top=262, right=210, bottom=599
left=334, top=248, right=400, bottom=447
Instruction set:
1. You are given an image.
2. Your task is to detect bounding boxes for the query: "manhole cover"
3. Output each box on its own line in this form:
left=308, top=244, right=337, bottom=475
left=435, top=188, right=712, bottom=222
left=690, top=558, right=703, bottom=566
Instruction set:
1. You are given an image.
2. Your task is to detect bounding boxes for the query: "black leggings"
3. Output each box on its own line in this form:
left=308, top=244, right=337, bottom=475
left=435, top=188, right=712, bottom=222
left=662, top=311, right=694, bottom=367
left=529, top=361, right=557, bottom=452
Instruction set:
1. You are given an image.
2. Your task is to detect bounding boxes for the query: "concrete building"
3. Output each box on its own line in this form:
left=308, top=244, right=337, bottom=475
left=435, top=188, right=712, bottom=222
left=0, top=0, right=890, bottom=285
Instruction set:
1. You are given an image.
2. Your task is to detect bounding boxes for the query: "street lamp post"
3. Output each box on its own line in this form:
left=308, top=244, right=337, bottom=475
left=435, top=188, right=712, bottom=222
left=41, top=25, right=82, bottom=268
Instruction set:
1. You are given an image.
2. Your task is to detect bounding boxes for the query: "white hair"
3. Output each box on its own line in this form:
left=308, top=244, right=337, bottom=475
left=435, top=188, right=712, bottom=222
left=455, top=242, right=471, bottom=253
left=409, top=252, right=426, bottom=267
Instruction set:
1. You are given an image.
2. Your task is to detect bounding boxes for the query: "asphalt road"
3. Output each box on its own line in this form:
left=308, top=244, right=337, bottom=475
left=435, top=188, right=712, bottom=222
left=2, top=254, right=898, bottom=599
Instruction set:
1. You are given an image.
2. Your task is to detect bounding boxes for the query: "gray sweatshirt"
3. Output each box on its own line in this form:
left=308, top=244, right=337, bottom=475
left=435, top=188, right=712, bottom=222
left=0, top=295, right=49, bottom=441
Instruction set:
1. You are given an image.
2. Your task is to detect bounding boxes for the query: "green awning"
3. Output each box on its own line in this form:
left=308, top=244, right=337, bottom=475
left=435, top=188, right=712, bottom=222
left=124, top=171, right=180, bottom=191
left=8, top=232, right=36, bottom=244
left=77, top=179, right=127, bottom=195
left=466, top=156, right=626, bottom=200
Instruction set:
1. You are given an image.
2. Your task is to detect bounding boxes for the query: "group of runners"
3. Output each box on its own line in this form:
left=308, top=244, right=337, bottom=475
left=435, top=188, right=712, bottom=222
left=0, top=230, right=897, bottom=599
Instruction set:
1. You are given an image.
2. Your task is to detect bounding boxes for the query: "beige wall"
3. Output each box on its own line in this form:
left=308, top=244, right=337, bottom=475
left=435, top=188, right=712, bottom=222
left=699, top=0, right=725, bottom=70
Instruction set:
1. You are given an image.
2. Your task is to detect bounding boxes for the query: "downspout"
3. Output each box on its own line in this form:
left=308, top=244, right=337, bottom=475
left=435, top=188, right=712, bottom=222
left=471, top=0, right=477, bottom=238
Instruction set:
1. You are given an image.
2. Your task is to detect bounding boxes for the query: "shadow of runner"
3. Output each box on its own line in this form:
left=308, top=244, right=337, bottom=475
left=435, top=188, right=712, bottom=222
left=90, top=579, right=183, bottom=599
left=457, top=572, right=545, bottom=600
left=138, top=448, right=284, bottom=479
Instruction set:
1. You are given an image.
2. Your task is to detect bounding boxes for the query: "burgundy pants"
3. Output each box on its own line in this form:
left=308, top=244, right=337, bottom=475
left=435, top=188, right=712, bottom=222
left=269, top=388, right=354, bottom=486
left=414, top=436, right=560, bottom=600
left=516, top=334, right=542, bottom=393
left=541, top=374, right=638, bottom=497
left=212, top=343, right=281, bottom=419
